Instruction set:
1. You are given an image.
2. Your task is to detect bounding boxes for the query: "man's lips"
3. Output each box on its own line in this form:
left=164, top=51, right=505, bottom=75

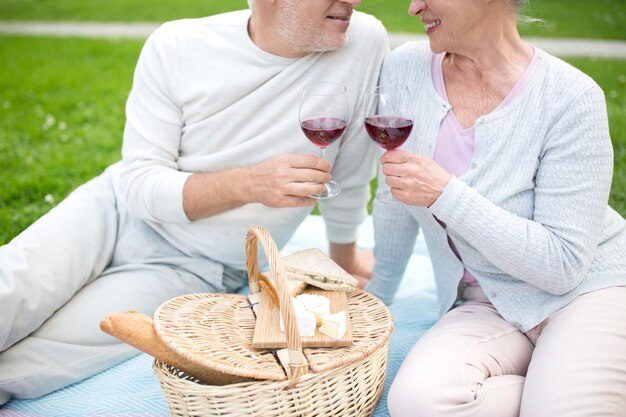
left=326, top=7, right=353, bottom=22
left=326, top=15, right=351, bottom=21
left=325, top=13, right=351, bottom=31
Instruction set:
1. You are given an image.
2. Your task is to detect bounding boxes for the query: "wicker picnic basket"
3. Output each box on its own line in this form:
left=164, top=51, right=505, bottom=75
left=151, top=226, right=393, bottom=416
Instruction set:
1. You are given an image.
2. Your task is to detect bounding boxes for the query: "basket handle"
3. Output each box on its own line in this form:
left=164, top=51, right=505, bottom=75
left=245, top=226, right=309, bottom=386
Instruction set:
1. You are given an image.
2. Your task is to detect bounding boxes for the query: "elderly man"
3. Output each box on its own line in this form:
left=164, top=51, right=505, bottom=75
left=0, top=0, right=388, bottom=402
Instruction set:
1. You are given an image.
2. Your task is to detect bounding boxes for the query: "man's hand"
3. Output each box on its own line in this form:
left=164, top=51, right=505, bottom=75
left=351, top=249, right=375, bottom=289
left=183, top=153, right=331, bottom=220
left=329, top=243, right=375, bottom=289
left=380, top=150, right=452, bottom=207
left=248, top=154, right=332, bottom=208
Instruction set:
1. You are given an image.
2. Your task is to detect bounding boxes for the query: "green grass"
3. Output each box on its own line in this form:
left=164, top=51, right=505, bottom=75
left=0, top=0, right=249, bottom=23
left=0, top=36, right=625, bottom=244
left=0, top=0, right=624, bottom=40
left=521, top=0, right=626, bottom=40
left=0, top=36, right=142, bottom=244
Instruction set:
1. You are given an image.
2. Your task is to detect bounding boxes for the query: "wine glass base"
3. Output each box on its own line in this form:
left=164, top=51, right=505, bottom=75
left=309, top=181, right=341, bottom=200
left=376, top=190, right=399, bottom=204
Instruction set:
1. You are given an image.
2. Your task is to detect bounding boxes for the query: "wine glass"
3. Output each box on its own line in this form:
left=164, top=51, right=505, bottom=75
left=363, top=84, right=414, bottom=204
left=299, top=82, right=349, bottom=200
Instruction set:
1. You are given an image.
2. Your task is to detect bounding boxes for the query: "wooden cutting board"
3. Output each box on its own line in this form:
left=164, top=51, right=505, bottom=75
left=251, top=288, right=353, bottom=349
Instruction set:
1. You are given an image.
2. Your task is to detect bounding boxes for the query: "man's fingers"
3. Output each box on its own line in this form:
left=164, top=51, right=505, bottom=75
left=289, top=154, right=332, bottom=172
left=290, top=168, right=332, bottom=185
left=285, top=182, right=327, bottom=198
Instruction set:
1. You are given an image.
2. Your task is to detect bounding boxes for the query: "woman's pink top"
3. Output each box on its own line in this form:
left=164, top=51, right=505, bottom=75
left=431, top=48, right=542, bottom=286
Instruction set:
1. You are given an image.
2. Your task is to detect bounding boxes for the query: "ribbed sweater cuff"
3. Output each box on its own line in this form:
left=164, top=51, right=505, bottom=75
left=149, top=170, right=193, bottom=223
left=428, top=175, right=467, bottom=224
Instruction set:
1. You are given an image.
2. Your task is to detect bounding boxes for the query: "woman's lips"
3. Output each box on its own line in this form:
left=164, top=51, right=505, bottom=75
left=423, top=19, right=441, bottom=35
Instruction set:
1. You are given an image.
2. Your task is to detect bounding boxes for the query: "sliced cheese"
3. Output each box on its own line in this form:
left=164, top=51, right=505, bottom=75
left=319, top=311, right=347, bottom=340
left=279, top=297, right=316, bottom=337
left=296, top=294, right=331, bottom=316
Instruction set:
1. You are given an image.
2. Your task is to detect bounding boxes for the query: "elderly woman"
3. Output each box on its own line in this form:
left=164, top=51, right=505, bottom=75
left=365, top=0, right=626, bottom=416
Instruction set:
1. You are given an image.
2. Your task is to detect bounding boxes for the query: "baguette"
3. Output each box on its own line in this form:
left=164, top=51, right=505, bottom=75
left=100, top=311, right=252, bottom=385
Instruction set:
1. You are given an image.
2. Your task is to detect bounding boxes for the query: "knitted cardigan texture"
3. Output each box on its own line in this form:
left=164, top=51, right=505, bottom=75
left=367, top=42, right=626, bottom=331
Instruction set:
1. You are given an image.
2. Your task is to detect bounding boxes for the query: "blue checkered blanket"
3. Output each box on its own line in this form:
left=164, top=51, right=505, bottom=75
left=0, top=216, right=437, bottom=417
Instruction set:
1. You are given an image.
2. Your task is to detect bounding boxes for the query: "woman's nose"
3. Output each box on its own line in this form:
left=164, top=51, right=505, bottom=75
left=408, top=0, right=425, bottom=16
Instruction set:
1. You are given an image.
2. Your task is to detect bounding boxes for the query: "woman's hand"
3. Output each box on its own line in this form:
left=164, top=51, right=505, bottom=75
left=380, top=150, right=452, bottom=207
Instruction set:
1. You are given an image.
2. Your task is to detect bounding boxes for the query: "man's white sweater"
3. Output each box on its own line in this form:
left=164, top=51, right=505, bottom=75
left=118, top=10, right=388, bottom=270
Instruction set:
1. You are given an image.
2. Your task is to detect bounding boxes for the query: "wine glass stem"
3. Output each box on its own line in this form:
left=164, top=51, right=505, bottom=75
left=321, top=147, right=330, bottom=193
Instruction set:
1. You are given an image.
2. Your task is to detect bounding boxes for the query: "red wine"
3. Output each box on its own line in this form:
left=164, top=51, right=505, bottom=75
left=301, top=117, right=347, bottom=148
left=364, top=116, right=413, bottom=150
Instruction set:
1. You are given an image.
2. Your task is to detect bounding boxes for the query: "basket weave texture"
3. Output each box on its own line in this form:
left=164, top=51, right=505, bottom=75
left=152, top=226, right=393, bottom=416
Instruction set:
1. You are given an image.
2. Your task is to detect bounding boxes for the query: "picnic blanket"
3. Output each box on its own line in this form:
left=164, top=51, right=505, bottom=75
left=0, top=215, right=437, bottom=417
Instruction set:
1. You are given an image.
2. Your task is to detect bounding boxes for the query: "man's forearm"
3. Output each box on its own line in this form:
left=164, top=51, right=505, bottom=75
left=182, top=167, right=251, bottom=220
left=182, top=154, right=333, bottom=221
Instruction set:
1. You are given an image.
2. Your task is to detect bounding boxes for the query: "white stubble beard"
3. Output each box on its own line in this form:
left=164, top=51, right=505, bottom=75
left=275, top=0, right=348, bottom=54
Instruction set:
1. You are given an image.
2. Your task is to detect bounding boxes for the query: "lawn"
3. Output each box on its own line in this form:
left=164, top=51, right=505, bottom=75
left=0, top=36, right=142, bottom=244
left=0, top=34, right=624, bottom=245
left=0, top=0, right=625, bottom=40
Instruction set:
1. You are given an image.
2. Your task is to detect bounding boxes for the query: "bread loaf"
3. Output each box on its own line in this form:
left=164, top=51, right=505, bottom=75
left=100, top=311, right=252, bottom=385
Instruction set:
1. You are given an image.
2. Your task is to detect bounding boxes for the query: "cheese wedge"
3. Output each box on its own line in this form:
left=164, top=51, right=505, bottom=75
left=279, top=297, right=316, bottom=337
left=319, top=311, right=347, bottom=340
left=295, top=294, right=331, bottom=316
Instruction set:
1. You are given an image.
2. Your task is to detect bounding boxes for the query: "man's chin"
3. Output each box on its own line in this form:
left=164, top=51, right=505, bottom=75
left=302, top=35, right=348, bottom=53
